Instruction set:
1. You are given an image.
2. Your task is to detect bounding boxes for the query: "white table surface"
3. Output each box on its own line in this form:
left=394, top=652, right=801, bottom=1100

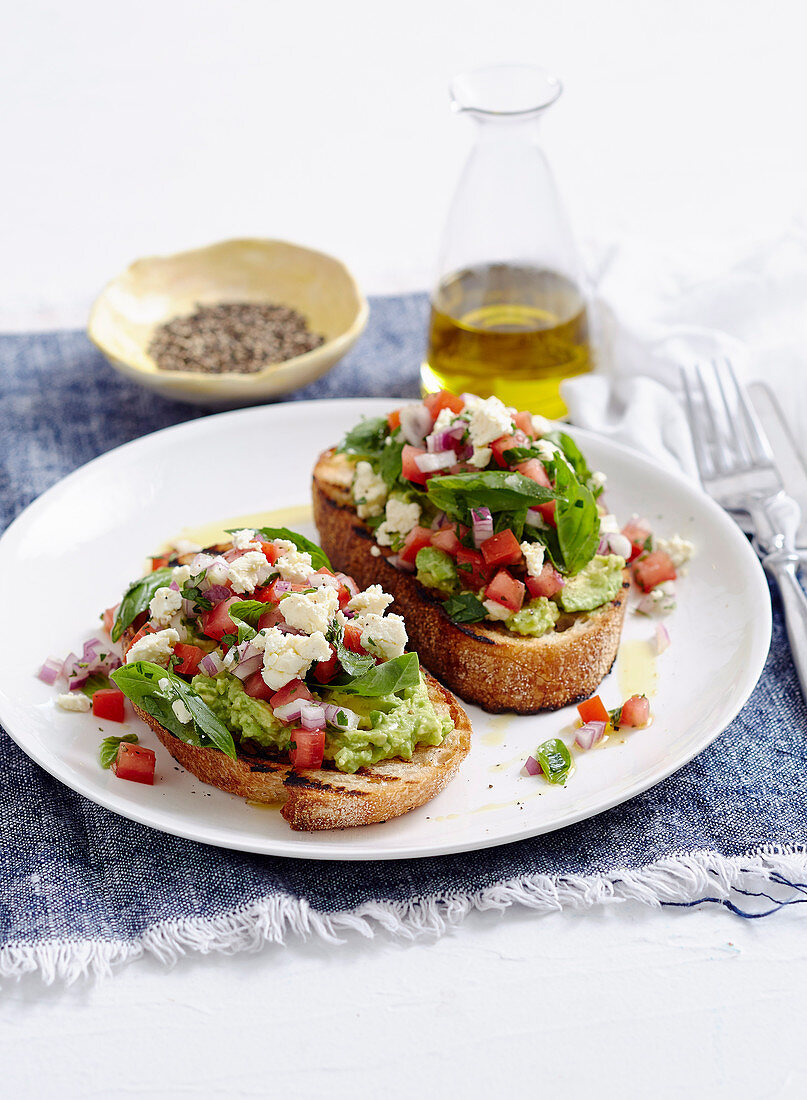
left=4, top=2, right=807, bottom=1096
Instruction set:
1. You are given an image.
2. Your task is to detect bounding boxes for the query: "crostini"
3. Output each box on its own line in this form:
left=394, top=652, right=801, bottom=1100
left=108, top=528, right=471, bottom=830
left=312, top=392, right=632, bottom=714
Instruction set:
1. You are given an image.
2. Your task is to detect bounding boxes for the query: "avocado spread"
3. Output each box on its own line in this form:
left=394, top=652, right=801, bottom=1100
left=558, top=554, right=626, bottom=613
left=416, top=547, right=459, bottom=595
left=506, top=596, right=560, bottom=637
left=192, top=671, right=451, bottom=774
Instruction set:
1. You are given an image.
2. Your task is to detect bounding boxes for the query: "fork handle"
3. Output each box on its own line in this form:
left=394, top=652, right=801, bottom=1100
left=764, top=551, right=807, bottom=701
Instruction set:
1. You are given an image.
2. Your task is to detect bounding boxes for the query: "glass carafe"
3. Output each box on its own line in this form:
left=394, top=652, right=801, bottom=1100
left=422, top=65, right=591, bottom=418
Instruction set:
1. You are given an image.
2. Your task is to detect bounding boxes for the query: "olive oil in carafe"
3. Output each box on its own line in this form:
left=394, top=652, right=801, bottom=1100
left=421, top=263, right=591, bottom=417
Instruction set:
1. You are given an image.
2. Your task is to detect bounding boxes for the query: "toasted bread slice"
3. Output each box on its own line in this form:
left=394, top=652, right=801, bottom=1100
left=312, top=448, right=630, bottom=714
left=126, top=663, right=471, bottom=831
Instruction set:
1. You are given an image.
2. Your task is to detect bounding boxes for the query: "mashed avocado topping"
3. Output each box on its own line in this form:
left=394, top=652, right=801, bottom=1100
left=557, top=555, right=626, bottom=613
left=506, top=596, right=560, bottom=638
left=415, top=547, right=459, bottom=595
left=192, top=671, right=449, bottom=774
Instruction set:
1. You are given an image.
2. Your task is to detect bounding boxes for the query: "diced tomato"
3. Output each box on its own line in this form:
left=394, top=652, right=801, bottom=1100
left=151, top=556, right=170, bottom=571
left=456, top=545, right=490, bottom=590
left=491, top=434, right=523, bottom=468
left=399, top=525, right=435, bottom=566
left=172, top=643, right=205, bottom=677
left=335, top=572, right=360, bottom=598
left=535, top=500, right=557, bottom=527
left=480, top=529, right=523, bottom=569
left=124, top=624, right=155, bottom=655
left=260, top=541, right=278, bottom=565
left=431, top=527, right=462, bottom=556
left=289, top=728, right=325, bottom=770
left=314, top=646, right=339, bottom=683
left=244, top=671, right=274, bottom=701
left=514, top=410, right=535, bottom=437
left=424, top=390, right=464, bottom=419
left=620, top=695, right=651, bottom=727
left=516, top=458, right=552, bottom=488
left=622, top=519, right=652, bottom=562
left=484, top=569, right=525, bottom=613
left=102, top=605, right=118, bottom=637
left=113, top=743, right=156, bottom=784
left=251, top=585, right=276, bottom=604
left=342, top=624, right=365, bottom=654
left=387, top=408, right=401, bottom=431
left=525, top=563, right=565, bottom=599
left=401, top=445, right=429, bottom=485
left=92, top=688, right=126, bottom=722
left=200, top=596, right=243, bottom=641
left=269, top=679, right=314, bottom=709
left=577, top=695, right=610, bottom=725
left=257, top=607, right=283, bottom=631
left=633, top=550, right=677, bottom=592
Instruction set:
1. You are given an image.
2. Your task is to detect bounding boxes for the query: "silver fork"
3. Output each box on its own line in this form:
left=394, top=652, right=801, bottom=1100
left=682, top=358, right=807, bottom=701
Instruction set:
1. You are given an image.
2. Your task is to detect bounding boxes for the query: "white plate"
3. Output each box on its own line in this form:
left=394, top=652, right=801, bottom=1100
left=0, top=400, right=771, bottom=860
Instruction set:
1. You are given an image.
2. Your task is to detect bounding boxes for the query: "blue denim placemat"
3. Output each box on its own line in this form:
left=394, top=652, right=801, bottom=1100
left=2, top=294, right=806, bottom=980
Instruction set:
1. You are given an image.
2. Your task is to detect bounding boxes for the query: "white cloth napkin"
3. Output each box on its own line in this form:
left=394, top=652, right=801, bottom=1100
left=561, top=222, right=807, bottom=476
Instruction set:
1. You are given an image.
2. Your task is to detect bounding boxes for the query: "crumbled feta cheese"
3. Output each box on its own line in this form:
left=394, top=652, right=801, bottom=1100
left=433, top=407, right=459, bottom=434
left=274, top=548, right=314, bottom=583
left=483, top=599, right=512, bottom=622
left=356, top=612, right=408, bottom=660
left=591, top=471, right=607, bottom=491
left=173, top=539, right=202, bottom=556
left=259, top=628, right=331, bottom=690
left=203, top=556, right=230, bottom=587
left=280, top=586, right=339, bottom=634
left=656, top=534, right=695, bottom=568
left=598, top=513, right=620, bottom=535
left=231, top=528, right=261, bottom=550
left=149, top=585, right=183, bottom=628
left=228, top=551, right=273, bottom=594
left=469, top=445, right=492, bottom=468
left=189, top=553, right=215, bottom=575
left=158, top=678, right=171, bottom=691
left=348, top=584, right=393, bottom=617
left=370, top=546, right=381, bottom=557
left=352, top=460, right=387, bottom=519
left=171, top=564, right=193, bottom=587
left=126, top=628, right=180, bottom=666
left=531, top=414, right=554, bottom=436
left=172, top=699, right=193, bottom=725
left=467, top=396, right=514, bottom=448
left=535, top=439, right=562, bottom=463
left=520, top=541, right=545, bottom=577
left=56, top=692, right=91, bottom=712
left=375, top=497, right=421, bottom=548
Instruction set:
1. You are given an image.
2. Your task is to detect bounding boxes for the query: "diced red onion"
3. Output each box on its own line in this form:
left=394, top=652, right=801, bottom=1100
left=98, top=653, right=122, bottom=675
left=597, top=538, right=609, bottom=555
left=273, top=699, right=305, bottom=724
left=336, top=573, right=360, bottom=596
left=524, top=755, right=541, bottom=776
left=311, top=572, right=340, bottom=589
left=524, top=509, right=547, bottom=529
left=322, top=703, right=360, bottom=730
left=471, top=507, right=494, bottom=548
left=399, top=404, right=433, bottom=445
left=276, top=622, right=305, bottom=635
left=38, top=657, right=64, bottom=685
left=414, top=450, right=456, bottom=473
left=169, top=580, right=180, bottom=592
left=426, top=423, right=466, bottom=453
left=431, top=511, right=447, bottom=530
left=273, top=580, right=293, bottom=596
left=575, top=721, right=606, bottom=751
left=203, top=557, right=230, bottom=587
left=655, top=623, right=671, bottom=654
left=300, top=702, right=326, bottom=730
left=199, top=652, right=224, bottom=677
left=387, top=554, right=415, bottom=573
left=205, top=584, right=231, bottom=604
left=606, top=532, right=632, bottom=559
left=231, top=654, right=264, bottom=681
left=67, top=670, right=89, bottom=691
left=181, top=598, right=197, bottom=619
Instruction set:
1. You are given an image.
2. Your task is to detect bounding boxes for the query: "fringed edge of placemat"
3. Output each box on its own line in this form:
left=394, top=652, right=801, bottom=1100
left=4, top=844, right=806, bottom=984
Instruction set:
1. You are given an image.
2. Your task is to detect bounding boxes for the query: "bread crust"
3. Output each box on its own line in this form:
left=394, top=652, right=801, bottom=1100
left=312, top=448, right=629, bottom=714
left=127, top=669, right=471, bottom=831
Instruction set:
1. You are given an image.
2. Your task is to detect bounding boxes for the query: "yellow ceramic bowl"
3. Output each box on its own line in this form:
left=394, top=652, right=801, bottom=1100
left=88, top=238, right=369, bottom=407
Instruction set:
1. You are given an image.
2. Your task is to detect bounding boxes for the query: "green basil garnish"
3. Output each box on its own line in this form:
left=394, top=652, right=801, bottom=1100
left=336, top=416, right=390, bottom=460
left=99, top=733, right=138, bottom=770
left=534, top=738, right=573, bottom=784
left=315, top=651, right=420, bottom=697
left=111, top=567, right=174, bottom=642
left=253, top=527, right=331, bottom=571
left=443, top=592, right=488, bottom=623
left=425, top=470, right=555, bottom=522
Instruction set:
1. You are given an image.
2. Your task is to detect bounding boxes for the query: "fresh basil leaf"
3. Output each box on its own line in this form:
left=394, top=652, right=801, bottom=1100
left=426, top=471, right=555, bottom=522
left=226, top=600, right=268, bottom=644
left=320, top=652, right=420, bottom=697
left=534, top=738, right=573, bottom=784
left=112, top=568, right=174, bottom=642
left=443, top=592, right=488, bottom=623
left=608, top=705, right=623, bottom=731
left=545, top=431, right=594, bottom=488
left=180, top=574, right=212, bottom=613
left=502, top=446, right=543, bottom=466
left=337, top=416, right=390, bottom=459
left=334, top=631, right=375, bottom=679
left=80, top=673, right=114, bottom=698
left=493, top=507, right=528, bottom=541
left=99, top=733, right=138, bottom=770
left=553, top=460, right=599, bottom=576
left=111, top=662, right=237, bottom=758
left=253, top=527, right=331, bottom=571
left=378, top=437, right=405, bottom=488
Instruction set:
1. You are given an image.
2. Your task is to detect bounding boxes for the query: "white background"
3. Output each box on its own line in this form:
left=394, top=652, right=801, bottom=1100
left=4, top=1, right=807, bottom=1097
